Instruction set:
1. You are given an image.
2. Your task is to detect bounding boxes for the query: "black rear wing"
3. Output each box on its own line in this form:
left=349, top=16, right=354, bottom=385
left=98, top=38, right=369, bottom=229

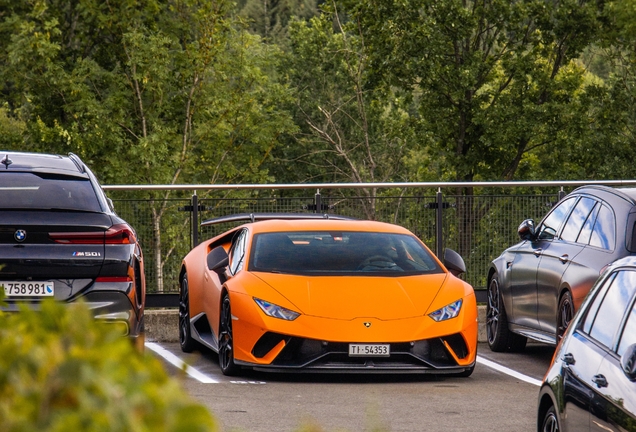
left=201, top=213, right=357, bottom=227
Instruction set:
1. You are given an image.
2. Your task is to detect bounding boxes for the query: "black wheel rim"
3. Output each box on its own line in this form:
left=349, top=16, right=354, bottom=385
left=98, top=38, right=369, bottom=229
left=219, top=296, right=234, bottom=371
left=558, top=294, right=573, bottom=341
left=486, top=278, right=500, bottom=344
left=179, top=277, right=190, bottom=346
left=542, top=410, right=559, bottom=432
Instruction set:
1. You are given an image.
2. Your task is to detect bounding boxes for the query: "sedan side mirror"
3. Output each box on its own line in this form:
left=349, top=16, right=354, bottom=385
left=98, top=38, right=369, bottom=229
left=207, top=246, right=229, bottom=274
left=620, top=344, right=636, bottom=381
left=443, top=248, right=466, bottom=277
left=518, top=219, right=536, bottom=241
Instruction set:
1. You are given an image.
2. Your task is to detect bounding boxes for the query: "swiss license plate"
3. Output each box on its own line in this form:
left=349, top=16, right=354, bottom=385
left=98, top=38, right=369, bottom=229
left=348, top=344, right=390, bottom=357
left=2, top=281, right=55, bottom=297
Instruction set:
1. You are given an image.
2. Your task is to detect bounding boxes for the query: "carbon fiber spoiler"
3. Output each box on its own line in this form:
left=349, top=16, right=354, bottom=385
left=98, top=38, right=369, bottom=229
left=201, top=213, right=357, bottom=227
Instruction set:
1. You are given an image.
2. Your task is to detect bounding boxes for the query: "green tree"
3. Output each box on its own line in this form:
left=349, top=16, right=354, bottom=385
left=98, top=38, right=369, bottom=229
left=335, top=0, right=604, bottom=254
left=275, top=7, right=419, bottom=219
left=0, top=0, right=296, bottom=291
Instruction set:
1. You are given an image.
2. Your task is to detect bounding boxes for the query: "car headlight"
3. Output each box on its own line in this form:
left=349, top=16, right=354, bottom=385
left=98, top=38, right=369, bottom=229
left=428, top=299, right=463, bottom=322
left=254, top=298, right=300, bottom=321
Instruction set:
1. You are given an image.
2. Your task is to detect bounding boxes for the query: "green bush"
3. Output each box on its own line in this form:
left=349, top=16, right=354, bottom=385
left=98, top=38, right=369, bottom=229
left=0, top=298, right=217, bottom=432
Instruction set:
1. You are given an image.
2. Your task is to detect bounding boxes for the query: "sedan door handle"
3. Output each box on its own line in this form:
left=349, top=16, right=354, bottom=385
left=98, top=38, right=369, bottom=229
left=559, top=254, right=570, bottom=263
left=533, top=249, right=543, bottom=257
left=563, top=353, right=576, bottom=365
left=592, top=374, right=608, bottom=388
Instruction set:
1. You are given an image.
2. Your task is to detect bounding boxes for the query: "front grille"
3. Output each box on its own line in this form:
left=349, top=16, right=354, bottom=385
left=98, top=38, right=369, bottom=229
left=252, top=333, right=462, bottom=369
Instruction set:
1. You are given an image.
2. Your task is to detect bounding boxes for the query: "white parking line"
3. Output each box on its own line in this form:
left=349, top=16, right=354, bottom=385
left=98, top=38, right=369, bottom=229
left=145, top=342, right=220, bottom=384
left=476, top=355, right=542, bottom=386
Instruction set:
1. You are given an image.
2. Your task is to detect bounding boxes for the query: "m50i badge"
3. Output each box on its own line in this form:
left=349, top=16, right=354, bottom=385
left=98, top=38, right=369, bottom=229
left=73, top=252, right=101, bottom=257
left=14, top=229, right=26, bottom=242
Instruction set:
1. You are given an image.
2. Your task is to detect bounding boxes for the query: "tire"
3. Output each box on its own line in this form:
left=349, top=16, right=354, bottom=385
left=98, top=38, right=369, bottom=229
left=486, top=272, right=527, bottom=352
left=218, top=293, right=239, bottom=376
left=557, top=291, right=574, bottom=342
left=179, top=273, right=198, bottom=353
left=540, top=405, right=560, bottom=432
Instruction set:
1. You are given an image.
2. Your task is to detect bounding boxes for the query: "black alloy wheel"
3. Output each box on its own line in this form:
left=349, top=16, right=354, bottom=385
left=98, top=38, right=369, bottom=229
left=486, top=273, right=527, bottom=352
left=557, top=291, right=574, bottom=342
left=218, top=293, right=238, bottom=376
left=541, top=406, right=559, bottom=432
left=179, top=274, right=197, bottom=353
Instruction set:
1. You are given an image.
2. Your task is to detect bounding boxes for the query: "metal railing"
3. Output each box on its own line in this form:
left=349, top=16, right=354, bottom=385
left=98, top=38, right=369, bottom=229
left=103, top=180, right=636, bottom=306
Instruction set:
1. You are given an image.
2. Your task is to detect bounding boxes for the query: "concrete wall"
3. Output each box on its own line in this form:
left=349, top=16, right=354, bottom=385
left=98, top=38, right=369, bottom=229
left=145, top=305, right=488, bottom=343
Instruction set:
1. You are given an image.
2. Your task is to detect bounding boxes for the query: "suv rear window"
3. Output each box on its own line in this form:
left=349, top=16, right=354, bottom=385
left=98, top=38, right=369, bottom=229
left=0, top=172, right=102, bottom=212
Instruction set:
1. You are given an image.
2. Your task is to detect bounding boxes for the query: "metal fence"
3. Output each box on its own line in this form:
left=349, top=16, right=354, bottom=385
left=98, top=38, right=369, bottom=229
left=104, top=180, right=636, bottom=296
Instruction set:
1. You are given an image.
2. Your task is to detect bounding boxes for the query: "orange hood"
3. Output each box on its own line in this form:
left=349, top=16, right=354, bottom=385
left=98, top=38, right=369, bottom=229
left=252, top=272, right=448, bottom=320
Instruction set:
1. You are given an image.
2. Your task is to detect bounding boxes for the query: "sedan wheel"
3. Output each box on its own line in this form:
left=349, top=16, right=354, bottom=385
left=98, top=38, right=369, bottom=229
left=486, top=273, right=527, bottom=352
left=179, top=274, right=197, bottom=353
left=218, top=293, right=238, bottom=376
left=541, top=406, right=559, bottom=432
left=557, top=291, right=574, bottom=342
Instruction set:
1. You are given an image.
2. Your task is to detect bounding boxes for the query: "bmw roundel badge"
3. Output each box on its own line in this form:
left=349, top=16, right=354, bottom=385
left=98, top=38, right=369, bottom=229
left=14, top=229, right=26, bottom=242
left=363, top=322, right=371, bottom=328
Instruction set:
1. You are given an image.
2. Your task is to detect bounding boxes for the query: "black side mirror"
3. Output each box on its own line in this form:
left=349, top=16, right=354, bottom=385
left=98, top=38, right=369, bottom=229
left=620, top=344, right=636, bottom=381
left=518, top=219, right=536, bottom=241
left=207, top=246, right=229, bottom=274
left=443, top=248, right=466, bottom=277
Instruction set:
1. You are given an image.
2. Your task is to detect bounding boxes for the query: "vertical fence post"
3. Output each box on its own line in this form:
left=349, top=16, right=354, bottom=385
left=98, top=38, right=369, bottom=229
left=314, top=189, right=321, bottom=214
left=192, top=191, right=199, bottom=248
left=436, top=188, right=443, bottom=259
left=558, top=186, right=565, bottom=202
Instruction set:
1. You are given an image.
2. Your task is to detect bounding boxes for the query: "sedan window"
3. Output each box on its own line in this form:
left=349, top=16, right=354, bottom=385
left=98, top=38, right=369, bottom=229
left=538, top=197, right=576, bottom=240
left=588, top=270, right=636, bottom=349
left=589, top=205, right=616, bottom=250
left=575, top=203, right=600, bottom=245
left=560, top=197, right=596, bottom=243
left=618, top=300, right=636, bottom=357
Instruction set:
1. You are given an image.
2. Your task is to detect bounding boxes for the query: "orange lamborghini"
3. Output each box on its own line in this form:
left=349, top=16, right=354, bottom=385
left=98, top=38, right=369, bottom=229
left=178, top=214, right=477, bottom=376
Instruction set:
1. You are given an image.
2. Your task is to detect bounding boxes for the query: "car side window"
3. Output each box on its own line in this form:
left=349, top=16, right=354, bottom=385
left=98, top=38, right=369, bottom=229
left=617, top=299, right=636, bottom=357
left=538, top=196, right=577, bottom=240
left=589, top=204, right=616, bottom=250
left=576, top=203, right=600, bottom=245
left=586, top=270, right=636, bottom=349
left=560, top=197, right=596, bottom=243
left=228, top=230, right=248, bottom=275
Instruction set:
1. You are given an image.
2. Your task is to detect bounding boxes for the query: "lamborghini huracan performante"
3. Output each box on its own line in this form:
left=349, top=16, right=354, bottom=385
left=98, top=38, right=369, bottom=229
left=0, top=151, right=146, bottom=344
left=178, top=214, right=478, bottom=376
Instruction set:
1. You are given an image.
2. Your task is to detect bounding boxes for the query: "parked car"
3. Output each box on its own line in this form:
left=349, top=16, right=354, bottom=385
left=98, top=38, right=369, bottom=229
left=0, top=152, right=145, bottom=345
left=537, top=255, right=636, bottom=432
left=178, top=213, right=477, bottom=376
left=487, top=185, right=636, bottom=352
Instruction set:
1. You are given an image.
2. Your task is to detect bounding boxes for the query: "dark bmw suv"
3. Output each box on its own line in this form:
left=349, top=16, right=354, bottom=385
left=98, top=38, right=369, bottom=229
left=0, top=152, right=145, bottom=344
left=487, top=185, right=636, bottom=352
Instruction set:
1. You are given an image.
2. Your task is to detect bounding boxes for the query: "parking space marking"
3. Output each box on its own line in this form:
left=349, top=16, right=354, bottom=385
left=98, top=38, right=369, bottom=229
left=477, top=355, right=542, bottom=386
left=145, top=342, right=220, bottom=384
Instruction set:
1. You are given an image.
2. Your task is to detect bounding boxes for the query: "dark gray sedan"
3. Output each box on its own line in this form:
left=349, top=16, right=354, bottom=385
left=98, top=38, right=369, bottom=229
left=486, top=185, right=636, bottom=352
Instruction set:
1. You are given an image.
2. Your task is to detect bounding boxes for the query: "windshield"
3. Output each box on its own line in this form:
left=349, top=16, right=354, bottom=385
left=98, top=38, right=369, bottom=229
left=249, top=231, right=443, bottom=275
left=0, top=172, right=102, bottom=212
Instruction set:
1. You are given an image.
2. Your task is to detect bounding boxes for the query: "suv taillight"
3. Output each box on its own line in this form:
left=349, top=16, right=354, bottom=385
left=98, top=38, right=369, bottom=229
left=50, top=224, right=136, bottom=244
